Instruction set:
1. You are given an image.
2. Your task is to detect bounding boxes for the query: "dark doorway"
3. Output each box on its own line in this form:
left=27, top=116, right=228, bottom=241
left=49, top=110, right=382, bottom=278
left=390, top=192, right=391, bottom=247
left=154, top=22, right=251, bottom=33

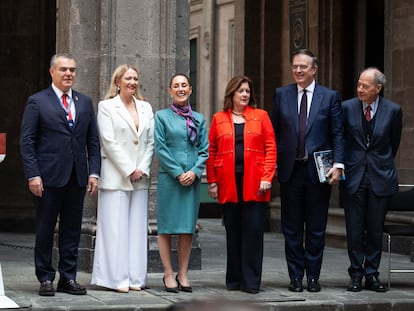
left=0, top=0, right=56, bottom=232
left=342, top=0, right=384, bottom=100
left=365, top=0, right=385, bottom=71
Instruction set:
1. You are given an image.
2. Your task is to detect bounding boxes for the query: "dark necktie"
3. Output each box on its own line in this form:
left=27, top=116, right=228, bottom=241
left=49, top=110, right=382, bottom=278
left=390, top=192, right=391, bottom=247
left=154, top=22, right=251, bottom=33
left=297, top=89, right=307, bottom=159
left=365, top=105, right=371, bottom=121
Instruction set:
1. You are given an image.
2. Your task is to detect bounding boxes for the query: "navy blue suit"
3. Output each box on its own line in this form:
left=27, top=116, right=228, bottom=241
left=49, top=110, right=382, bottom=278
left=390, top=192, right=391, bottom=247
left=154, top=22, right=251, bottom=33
left=341, top=96, right=402, bottom=278
left=271, top=82, right=344, bottom=281
left=20, top=86, right=101, bottom=283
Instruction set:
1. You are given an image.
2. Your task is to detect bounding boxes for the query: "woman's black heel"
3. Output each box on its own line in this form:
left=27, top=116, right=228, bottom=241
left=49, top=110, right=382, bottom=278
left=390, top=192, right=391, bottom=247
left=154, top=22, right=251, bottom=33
left=176, top=275, right=193, bottom=293
left=163, top=276, right=179, bottom=293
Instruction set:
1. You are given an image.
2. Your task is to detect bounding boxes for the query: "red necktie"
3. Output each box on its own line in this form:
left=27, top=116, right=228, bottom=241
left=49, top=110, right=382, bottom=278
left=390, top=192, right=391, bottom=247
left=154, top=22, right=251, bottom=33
left=365, top=105, right=371, bottom=122
left=297, top=89, right=307, bottom=159
left=62, top=94, right=73, bottom=122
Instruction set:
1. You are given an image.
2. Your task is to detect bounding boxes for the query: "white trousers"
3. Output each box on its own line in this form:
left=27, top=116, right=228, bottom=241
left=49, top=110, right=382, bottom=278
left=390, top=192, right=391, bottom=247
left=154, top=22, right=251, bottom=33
left=91, top=189, right=148, bottom=290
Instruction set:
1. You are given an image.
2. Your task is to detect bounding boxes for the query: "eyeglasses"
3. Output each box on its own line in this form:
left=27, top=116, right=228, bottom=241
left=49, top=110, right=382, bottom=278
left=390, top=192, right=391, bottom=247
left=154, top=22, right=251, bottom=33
left=291, top=65, right=311, bottom=71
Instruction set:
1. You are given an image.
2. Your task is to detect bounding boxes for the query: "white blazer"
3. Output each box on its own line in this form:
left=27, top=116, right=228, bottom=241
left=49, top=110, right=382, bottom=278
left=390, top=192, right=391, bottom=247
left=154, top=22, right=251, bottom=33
left=97, top=95, right=154, bottom=190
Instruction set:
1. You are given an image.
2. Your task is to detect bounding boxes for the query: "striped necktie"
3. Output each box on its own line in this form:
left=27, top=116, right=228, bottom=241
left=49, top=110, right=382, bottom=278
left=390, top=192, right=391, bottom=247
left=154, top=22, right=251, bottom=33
left=62, top=94, right=74, bottom=126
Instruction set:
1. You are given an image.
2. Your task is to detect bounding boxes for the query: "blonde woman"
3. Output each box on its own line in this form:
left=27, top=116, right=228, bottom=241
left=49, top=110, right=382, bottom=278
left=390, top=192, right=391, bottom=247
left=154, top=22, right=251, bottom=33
left=91, top=65, right=154, bottom=293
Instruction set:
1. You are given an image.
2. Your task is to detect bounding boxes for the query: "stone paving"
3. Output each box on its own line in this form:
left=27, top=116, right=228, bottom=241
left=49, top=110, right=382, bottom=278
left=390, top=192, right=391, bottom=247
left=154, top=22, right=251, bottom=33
left=1, top=219, right=414, bottom=310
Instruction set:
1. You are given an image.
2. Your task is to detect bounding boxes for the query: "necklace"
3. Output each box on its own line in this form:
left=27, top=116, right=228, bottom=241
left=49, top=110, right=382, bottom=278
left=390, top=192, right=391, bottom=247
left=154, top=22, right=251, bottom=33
left=232, top=110, right=243, bottom=116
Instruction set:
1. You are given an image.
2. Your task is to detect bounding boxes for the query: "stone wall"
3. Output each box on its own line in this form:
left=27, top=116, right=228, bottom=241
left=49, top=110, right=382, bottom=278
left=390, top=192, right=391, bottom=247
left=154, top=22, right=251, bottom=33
left=384, top=0, right=414, bottom=183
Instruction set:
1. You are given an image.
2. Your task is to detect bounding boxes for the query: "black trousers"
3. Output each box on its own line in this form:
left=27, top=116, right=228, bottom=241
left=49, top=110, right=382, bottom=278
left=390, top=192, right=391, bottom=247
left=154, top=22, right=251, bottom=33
left=342, top=171, right=389, bottom=278
left=280, top=161, right=331, bottom=281
left=222, top=172, right=266, bottom=291
left=34, top=169, right=86, bottom=283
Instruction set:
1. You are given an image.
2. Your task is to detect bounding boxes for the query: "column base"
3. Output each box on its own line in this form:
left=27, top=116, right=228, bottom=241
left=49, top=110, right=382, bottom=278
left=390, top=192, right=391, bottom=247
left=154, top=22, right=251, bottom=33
left=147, top=233, right=202, bottom=273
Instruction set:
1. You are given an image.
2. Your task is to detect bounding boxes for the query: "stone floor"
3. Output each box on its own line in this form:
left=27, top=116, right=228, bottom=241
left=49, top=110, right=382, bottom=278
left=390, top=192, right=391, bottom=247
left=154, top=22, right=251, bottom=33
left=1, top=218, right=414, bottom=310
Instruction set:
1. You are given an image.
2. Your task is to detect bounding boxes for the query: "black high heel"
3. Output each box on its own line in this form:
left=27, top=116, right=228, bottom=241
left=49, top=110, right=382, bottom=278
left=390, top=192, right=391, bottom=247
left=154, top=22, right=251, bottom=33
left=176, top=275, right=193, bottom=293
left=163, top=276, right=178, bottom=293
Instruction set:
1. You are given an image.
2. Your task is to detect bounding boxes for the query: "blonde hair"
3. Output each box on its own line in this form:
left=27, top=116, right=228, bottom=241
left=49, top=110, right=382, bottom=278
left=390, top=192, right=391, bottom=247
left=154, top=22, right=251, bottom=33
left=104, top=64, right=144, bottom=100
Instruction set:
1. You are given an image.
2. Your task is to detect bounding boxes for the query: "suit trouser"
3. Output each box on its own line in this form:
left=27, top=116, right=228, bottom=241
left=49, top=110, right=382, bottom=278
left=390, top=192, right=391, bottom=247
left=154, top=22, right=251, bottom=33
left=222, top=173, right=267, bottom=290
left=342, top=172, right=389, bottom=278
left=34, top=170, right=86, bottom=283
left=91, top=189, right=148, bottom=289
left=280, top=162, right=331, bottom=281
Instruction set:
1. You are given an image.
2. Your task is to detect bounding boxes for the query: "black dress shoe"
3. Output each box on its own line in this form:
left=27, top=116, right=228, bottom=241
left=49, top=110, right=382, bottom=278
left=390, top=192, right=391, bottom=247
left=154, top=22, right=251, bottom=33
left=57, top=279, right=87, bottom=295
left=307, top=278, right=321, bottom=292
left=347, top=276, right=362, bottom=292
left=243, top=288, right=259, bottom=294
left=288, top=278, right=303, bottom=292
left=365, top=276, right=387, bottom=292
left=39, top=280, right=55, bottom=296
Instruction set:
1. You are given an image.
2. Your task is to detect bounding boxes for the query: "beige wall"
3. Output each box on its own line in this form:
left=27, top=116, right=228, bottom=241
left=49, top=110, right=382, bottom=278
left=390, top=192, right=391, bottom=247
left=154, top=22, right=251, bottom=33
left=214, top=2, right=235, bottom=114
left=190, top=0, right=235, bottom=125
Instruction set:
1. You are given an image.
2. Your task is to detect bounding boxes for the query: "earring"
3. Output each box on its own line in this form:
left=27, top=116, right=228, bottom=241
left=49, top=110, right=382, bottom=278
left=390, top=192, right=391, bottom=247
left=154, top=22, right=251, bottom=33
left=117, top=85, right=120, bottom=93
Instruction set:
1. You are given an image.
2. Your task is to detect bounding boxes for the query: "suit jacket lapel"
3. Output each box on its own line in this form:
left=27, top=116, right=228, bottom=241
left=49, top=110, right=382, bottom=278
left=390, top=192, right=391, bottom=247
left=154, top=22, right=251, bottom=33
left=48, top=87, right=72, bottom=129
left=72, top=91, right=81, bottom=129
left=306, top=84, right=322, bottom=134
left=115, top=96, right=140, bottom=139
left=351, top=99, right=367, bottom=148
left=135, top=100, right=146, bottom=138
left=48, top=86, right=64, bottom=116
left=287, top=85, right=299, bottom=133
left=370, top=97, right=384, bottom=145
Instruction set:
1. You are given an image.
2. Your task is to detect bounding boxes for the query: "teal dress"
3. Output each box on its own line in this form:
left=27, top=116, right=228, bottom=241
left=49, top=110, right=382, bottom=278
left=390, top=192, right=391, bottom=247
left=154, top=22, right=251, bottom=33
left=154, top=108, right=209, bottom=234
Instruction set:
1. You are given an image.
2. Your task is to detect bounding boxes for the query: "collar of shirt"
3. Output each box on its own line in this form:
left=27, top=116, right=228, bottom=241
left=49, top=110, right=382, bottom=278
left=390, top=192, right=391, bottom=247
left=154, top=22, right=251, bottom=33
left=51, top=83, right=73, bottom=100
left=363, top=96, right=379, bottom=115
left=296, top=80, right=315, bottom=113
left=297, top=80, right=316, bottom=94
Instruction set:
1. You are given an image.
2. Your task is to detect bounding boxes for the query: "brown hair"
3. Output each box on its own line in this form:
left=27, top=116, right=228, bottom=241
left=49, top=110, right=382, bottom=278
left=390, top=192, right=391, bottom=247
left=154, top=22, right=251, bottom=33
left=223, top=76, right=257, bottom=110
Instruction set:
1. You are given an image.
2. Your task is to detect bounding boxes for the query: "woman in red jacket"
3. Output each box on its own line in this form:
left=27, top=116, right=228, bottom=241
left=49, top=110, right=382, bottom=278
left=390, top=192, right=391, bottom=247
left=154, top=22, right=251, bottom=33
left=207, top=76, right=277, bottom=294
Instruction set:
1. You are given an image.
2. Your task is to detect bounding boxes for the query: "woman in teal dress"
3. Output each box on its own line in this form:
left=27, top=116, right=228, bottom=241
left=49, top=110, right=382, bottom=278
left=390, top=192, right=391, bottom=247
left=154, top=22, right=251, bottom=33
left=154, top=74, right=208, bottom=293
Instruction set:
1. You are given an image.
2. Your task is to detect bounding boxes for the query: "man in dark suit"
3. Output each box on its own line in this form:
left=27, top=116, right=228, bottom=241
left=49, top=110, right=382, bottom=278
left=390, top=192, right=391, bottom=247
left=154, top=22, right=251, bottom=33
left=20, top=53, right=101, bottom=296
left=341, top=68, right=402, bottom=293
left=271, top=49, right=345, bottom=292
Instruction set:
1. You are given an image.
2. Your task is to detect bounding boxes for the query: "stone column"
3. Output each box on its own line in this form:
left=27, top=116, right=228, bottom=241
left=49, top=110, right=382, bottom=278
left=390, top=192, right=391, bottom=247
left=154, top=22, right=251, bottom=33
left=384, top=0, right=414, bottom=183
left=55, top=0, right=195, bottom=272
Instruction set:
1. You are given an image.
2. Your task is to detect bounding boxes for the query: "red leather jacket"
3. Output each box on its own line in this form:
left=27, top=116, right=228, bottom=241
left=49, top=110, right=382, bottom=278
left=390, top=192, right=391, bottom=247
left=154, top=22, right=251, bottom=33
left=206, top=106, right=277, bottom=203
